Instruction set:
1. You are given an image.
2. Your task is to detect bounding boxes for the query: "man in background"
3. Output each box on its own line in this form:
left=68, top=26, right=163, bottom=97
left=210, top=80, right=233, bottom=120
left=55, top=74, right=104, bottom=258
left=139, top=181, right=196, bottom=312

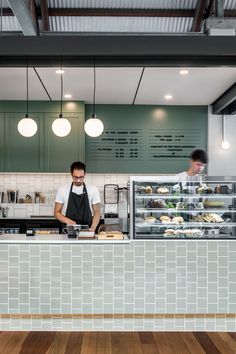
left=178, top=149, right=208, bottom=178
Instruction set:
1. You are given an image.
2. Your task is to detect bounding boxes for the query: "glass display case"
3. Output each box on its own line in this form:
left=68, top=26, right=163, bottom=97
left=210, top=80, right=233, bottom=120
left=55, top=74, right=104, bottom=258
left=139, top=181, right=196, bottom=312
left=129, top=176, right=236, bottom=239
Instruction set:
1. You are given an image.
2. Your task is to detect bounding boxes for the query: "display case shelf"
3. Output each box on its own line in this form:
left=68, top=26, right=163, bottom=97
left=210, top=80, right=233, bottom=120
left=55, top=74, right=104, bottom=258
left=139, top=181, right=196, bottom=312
left=136, top=222, right=236, bottom=227
left=136, top=194, right=235, bottom=199
left=136, top=208, right=236, bottom=213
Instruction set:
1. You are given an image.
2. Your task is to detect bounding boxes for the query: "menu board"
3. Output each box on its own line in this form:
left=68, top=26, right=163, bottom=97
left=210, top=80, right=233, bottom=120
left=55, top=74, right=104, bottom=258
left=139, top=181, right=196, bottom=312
left=148, top=129, right=201, bottom=159
left=85, top=105, right=207, bottom=173
left=88, top=129, right=143, bottom=160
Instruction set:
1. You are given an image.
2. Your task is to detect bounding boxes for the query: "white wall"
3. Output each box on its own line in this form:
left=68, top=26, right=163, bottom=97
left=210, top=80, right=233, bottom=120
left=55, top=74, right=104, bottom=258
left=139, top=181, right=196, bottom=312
left=0, top=173, right=130, bottom=218
left=208, top=107, right=236, bottom=176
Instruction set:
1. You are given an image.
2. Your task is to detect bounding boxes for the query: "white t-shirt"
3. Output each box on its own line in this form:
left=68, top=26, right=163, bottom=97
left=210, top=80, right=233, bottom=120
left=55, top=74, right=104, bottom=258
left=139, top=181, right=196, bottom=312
left=177, top=171, right=189, bottom=179
left=55, top=183, right=101, bottom=215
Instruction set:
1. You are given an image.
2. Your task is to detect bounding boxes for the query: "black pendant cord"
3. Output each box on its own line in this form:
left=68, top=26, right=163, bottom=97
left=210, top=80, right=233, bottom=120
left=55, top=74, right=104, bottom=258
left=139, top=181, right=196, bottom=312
left=26, top=56, right=29, bottom=118
left=92, top=56, right=96, bottom=118
left=60, top=69, right=63, bottom=118
left=59, top=57, right=63, bottom=118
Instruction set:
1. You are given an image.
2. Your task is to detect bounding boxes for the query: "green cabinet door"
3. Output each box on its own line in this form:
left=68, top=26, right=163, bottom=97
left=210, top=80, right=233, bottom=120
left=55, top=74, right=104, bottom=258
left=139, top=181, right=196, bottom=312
left=4, top=113, right=44, bottom=172
left=0, top=113, right=4, bottom=171
left=44, top=113, right=85, bottom=172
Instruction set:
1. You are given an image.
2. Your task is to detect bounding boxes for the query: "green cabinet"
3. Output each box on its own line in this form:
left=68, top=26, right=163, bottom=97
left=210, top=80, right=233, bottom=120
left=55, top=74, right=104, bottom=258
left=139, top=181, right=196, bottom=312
left=0, top=101, right=85, bottom=172
left=44, top=113, right=84, bottom=172
left=4, top=112, right=44, bottom=172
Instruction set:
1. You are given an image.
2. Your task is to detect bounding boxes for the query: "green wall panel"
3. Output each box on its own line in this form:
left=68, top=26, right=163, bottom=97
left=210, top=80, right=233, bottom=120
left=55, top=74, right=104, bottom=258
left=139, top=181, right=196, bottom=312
left=85, top=105, right=208, bottom=173
left=44, top=113, right=84, bottom=172
left=0, top=113, right=4, bottom=171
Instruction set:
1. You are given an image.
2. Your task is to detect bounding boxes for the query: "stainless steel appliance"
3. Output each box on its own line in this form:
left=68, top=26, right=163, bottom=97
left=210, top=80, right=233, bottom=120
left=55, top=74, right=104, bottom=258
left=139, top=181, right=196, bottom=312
left=103, top=184, right=129, bottom=234
left=7, top=190, right=18, bottom=203
left=104, top=184, right=119, bottom=218
left=0, top=192, right=4, bottom=203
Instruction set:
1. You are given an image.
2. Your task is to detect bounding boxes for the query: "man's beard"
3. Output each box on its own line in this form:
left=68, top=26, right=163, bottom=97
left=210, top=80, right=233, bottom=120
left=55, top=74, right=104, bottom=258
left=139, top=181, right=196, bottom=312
left=73, top=182, right=83, bottom=187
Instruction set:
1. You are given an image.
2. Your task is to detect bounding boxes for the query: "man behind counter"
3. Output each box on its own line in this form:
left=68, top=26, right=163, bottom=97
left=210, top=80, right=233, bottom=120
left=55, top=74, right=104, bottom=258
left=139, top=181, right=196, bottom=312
left=54, top=161, right=101, bottom=232
left=178, top=149, right=208, bottom=178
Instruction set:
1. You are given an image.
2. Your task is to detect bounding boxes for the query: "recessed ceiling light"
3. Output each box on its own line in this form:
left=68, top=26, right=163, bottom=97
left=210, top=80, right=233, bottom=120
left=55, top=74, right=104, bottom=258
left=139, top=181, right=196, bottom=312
left=56, top=69, right=65, bottom=74
left=164, top=95, right=173, bottom=100
left=64, top=94, right=72, bottom=99
left=179, top=70, right=189, bottom=75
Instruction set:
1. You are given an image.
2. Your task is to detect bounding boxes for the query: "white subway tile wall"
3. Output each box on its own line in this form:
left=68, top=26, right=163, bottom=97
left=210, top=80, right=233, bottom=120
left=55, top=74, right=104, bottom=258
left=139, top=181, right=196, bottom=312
left=0, top=173, right=130, bottom=217
left=0, top=240, right=236, bottom=331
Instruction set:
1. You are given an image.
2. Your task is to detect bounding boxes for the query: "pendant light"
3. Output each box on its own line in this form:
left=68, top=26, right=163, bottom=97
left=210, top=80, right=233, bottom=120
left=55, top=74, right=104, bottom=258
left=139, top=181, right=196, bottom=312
left=52, top=58, right=71, bottom=137
left=221, top=114, right=230, bottom=150
left=17, top=58, right=38, bottom=137
left=84, top=57, right=104, bottom=137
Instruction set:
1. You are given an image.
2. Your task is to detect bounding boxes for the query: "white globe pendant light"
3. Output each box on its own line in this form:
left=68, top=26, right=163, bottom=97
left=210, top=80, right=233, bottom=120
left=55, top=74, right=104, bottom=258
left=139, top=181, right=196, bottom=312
left=18, top=117, right=38, bottom=137
left=52, top=60, right=71, bottom=137
left=84, top=57, right=104, bottom=137
left=221, top=140, right=230, bottom=150
left=52, top=115, right=71, bottom=137
left=84, top=114, right=104, bottom=138
left=18, top=61, right=38, bottom=137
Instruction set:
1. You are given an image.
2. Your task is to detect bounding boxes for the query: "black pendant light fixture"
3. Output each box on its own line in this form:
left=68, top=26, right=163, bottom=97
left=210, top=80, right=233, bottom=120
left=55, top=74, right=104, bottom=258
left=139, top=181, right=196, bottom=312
left=84, top=57, right=104, bottom=137
left=17, top=57, right=38, bottom=137
left=52, top=57, right=71, bottom=137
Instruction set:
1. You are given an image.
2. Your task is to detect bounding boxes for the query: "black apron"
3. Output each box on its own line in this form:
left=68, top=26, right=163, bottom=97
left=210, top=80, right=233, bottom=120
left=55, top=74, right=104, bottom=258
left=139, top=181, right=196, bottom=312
left=65, top=183, right=92, bottom=226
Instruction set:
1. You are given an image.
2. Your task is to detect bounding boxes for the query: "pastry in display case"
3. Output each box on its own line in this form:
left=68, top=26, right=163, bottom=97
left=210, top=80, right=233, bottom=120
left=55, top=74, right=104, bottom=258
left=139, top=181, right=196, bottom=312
left=129, top=176, right=236, bottom=239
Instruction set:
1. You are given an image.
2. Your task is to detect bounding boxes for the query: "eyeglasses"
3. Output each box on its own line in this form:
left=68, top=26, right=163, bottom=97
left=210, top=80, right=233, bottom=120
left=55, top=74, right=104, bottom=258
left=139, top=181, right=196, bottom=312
left=72, top=175, right=85, bottom=180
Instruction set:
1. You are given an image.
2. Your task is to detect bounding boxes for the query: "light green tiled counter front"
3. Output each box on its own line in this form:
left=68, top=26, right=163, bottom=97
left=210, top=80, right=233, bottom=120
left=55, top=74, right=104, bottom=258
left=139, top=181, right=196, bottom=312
left=0, top=240, right=236, bottom=331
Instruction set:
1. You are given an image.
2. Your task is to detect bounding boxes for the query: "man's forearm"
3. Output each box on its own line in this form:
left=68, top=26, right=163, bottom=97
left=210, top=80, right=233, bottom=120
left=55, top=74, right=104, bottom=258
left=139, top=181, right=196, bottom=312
left=90, top=210, right=100, bottom=231
left=54, top=211, right=75, bottom=225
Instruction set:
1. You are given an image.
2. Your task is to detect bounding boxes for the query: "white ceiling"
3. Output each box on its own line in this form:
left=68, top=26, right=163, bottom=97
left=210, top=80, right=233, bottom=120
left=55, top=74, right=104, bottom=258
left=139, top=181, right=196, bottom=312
left=0, top=67, right=235, bottom=105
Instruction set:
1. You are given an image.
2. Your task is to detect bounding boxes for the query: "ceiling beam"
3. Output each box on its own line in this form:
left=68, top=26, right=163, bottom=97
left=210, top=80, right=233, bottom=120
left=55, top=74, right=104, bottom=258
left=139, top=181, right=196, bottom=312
left=44, top=8, right=236, bottom=18
left=223, top=101, right=236, bottom=115
left=205, top=0, right=215, bottom=18
left=40, top=0, right=50, bottom=32
left=225, top=10, right=236, bottom=17
left=28, top=0, right=39, bottom=32
left=1, top=8, right=14, bottom=16
left=212, top=83, right=236, bottom=114
left=46, top=8, right=195, bottom=17
left=192, top=0, right=208, bottom=32
left=215, top=0, right=224, bottom=17
left=8, top=0, right=38, bottom=35
left=0, top=35, right=235, bottom=67
left=2, top=7, right=236, bottom=18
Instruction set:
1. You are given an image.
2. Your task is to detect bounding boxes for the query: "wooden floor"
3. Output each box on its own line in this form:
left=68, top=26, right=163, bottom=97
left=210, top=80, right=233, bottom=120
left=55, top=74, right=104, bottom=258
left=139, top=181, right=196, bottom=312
left=0, top=331, right=236, bottom=354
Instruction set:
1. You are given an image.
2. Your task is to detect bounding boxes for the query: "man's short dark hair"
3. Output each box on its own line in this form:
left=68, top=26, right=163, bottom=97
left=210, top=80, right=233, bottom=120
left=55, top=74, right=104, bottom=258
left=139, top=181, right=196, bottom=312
left=70, top=161, right=86, bottom=174
left=190, top=149, right=208, bottom=164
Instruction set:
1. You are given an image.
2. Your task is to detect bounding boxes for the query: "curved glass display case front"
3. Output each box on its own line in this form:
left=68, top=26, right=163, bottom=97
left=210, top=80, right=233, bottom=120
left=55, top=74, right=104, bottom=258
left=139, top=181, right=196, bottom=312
left=129, top=176, right=236, bottom=239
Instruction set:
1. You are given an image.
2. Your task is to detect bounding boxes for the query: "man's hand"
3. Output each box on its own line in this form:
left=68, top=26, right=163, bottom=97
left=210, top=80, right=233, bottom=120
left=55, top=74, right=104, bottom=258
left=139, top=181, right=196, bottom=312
left=54, top=202, right=76, bottom=225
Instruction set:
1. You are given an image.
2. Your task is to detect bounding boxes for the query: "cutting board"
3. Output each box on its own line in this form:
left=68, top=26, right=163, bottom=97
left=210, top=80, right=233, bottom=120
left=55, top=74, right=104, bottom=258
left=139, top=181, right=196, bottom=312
left=98, top=231, right=124, bottom=240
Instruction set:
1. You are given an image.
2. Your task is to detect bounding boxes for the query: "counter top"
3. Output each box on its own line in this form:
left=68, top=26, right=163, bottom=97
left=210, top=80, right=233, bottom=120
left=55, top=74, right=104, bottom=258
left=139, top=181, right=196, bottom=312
left=0, top=233, right=130, bottom=244
left=0, top=216, right=57, bottom=220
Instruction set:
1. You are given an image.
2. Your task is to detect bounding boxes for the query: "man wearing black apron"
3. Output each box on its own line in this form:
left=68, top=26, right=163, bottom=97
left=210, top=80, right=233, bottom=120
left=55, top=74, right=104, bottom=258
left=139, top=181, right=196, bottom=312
left=54, top=161, right=101, bottom=232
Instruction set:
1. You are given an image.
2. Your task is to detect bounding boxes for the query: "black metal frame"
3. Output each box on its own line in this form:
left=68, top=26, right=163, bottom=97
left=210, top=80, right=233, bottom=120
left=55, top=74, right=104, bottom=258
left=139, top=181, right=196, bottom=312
left=0, top=35, right=236, bottom=67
